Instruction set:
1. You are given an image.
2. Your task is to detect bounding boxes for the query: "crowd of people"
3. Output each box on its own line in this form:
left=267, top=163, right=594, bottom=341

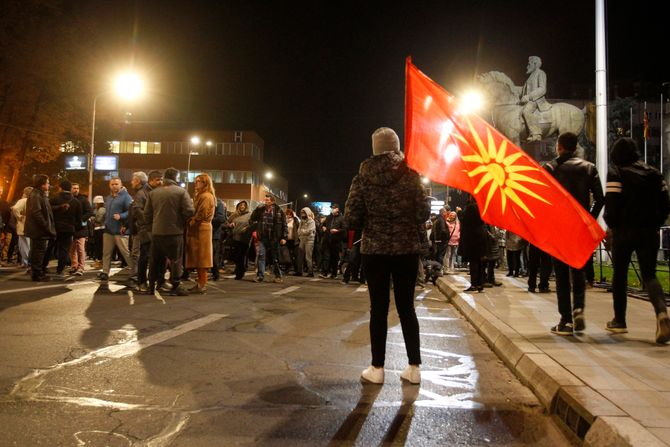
left=1, top=128, right=669, bottom=385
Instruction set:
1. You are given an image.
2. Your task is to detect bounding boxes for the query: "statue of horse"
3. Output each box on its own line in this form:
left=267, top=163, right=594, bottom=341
left=477, top=71, right=585, bottom=146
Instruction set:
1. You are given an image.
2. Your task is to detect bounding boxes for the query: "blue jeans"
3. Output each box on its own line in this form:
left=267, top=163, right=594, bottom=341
left=257, top=237, right=281, bottom=278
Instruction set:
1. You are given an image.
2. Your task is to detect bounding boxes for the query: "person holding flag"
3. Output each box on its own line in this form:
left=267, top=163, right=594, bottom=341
left=544, top=132, right=604, bottom=335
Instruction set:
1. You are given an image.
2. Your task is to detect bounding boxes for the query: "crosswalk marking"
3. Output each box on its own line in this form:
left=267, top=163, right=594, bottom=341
left=272, top=286, right=301, bottom=295
left=0, top=280, right=96, bottom=295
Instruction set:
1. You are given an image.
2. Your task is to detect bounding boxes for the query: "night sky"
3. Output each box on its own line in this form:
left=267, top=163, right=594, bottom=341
left=86, top=0, right=665, bottom=205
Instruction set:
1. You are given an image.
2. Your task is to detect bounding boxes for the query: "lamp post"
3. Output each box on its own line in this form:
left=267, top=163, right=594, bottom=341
left=88, top=72, right=144, bottom=202
left=186, top=136, right=202, bottom=191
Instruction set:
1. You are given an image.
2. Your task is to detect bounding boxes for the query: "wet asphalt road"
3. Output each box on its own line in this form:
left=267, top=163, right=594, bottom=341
left=0, top=266, right=573, bottom=446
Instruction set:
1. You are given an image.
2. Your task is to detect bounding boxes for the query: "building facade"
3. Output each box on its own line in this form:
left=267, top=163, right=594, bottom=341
left=106, top=126, right=288, bottom=210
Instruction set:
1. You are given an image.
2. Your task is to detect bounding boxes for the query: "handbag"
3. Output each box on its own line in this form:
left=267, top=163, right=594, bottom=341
left=279, top=244, right=292, bottom=265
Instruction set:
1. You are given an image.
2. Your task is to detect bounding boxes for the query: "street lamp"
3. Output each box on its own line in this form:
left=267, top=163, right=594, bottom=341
left=187, top=136, right=201, bottom=191
left=88, top=71, right=145, bottom=202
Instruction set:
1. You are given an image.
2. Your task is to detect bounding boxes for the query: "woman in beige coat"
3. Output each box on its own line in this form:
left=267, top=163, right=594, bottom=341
left=186, top=173, right=216, bottom=293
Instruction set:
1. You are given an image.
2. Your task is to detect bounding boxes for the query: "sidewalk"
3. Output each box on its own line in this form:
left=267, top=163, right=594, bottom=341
left=437, top=273, right=670, bottom=447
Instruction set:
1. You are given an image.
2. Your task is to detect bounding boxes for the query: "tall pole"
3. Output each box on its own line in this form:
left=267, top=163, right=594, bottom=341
left=88, top=95, right=99, bottom=203
left=644, top=101, right=648, bottom=163
left=662, top=92, right=664, bottom=173
left=186, top=150, right=194, bottom=191
left=595, top=0, right=607, bottom=224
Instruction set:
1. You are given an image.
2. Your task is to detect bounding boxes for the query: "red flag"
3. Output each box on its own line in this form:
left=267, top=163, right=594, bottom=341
left=643, top=111, right=650, bottom=140
left=404, top=58, right=604, bottom=268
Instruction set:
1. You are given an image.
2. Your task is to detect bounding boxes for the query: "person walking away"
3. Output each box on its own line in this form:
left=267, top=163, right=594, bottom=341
left=249, top=194, right=288, bottom=283
left=92, top=196, right=106, bottom=269
left=505, top=231, right=523, bottom=277
left=604, top=137, right=670, bottom=343
left=433, top=207, right=450, bottom=271
left=185, top=174, right=216, bottom=294
left=210, top=196, right=226, bottom=281
left=345, top=127, right=430, bottom=384
left=544, top=132, right=604, bottom=335
left=228, top=200, right=252, bottom=280
left=25, top=175, right=56, bottom=281
left=99, top=177, right=133, bottom=282
left=69, top=183, right=93, bottom=275
left=296, top=206, right=316, bottom=277
left=11, top=187, right=32, bottom=269
left=319, top=204, right=346, bottom=279
left=483, top=224, right=502, bottom=287
left=49, top=179, right=82, bottom=279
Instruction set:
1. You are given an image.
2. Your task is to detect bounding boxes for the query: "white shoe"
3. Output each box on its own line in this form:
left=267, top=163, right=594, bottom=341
left=361, top=366, right=384, bottom=384
left=400, top=365, right=421, bottom=384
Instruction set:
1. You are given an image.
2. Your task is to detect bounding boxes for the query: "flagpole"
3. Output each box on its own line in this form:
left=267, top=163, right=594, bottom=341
left=595, top=0, right=607, bottom=221
left=661, top=92, right=664, bottom=173
left=630, top=107, right=633, bottom=137
left=644, top=101, right=648, bottom=163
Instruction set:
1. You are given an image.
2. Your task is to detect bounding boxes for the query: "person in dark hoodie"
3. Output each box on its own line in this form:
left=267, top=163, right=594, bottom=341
left=604, top=137, right=670, bottom=343
left=48, top=179, right=82, bottom=279
left=99, top=177, right=133, bottom=282
left=345, top=127, right=430, bottom=385
left=25, top=174, right=56, bottom=281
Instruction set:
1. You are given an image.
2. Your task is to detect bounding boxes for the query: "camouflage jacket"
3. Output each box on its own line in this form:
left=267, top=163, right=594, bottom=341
left=345, top=152, right=430, bottom=255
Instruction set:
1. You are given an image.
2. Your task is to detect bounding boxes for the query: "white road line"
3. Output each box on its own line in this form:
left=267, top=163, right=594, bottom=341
left=0, top=280, right=96, bottom=295
left=309, top=278, right=321, bottom=282
left=415, top=289, right=431, bottom=300
left=271, top=285, right=300, bottom=295
left=355, top=285, right=368, bottom=293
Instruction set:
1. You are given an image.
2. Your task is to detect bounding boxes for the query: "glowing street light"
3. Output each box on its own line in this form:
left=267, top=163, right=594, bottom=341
left=187, top=135, right=202, bottom=190
left=459, top=90, right=484, bottom=114
left=88, top=71, right=146, bottom=201
left=206, top=140, right=213, bottom=147
left=190, top=136, right=201, bottom=145
left=265, top=171, right=273, bottom=180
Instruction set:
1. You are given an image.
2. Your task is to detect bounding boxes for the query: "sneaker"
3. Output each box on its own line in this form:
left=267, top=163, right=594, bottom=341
left=158, top=283, right=172, bottom=293
left=573, top=308, right=586, bottom=332
left=97, top=272, right=109, bottom=281
left=31, top=275, right=51, bottom=282
left=318, top=273, right=329, bottom=279
left=361, top=366, right=384, bottom=384
left=527, top=287, right=536, bottom=293
left=273, top=276, right=283, bottom=284
left=656, top=314, right=670, bottom=344
left=69, top=268, right=78, bottom=275
left=605, top=319, right=628, bottom=334
left=254, top=276, right=264, bottom=283
left=415, top=283, right=425, bottom=290
left=493, top=281, right=502, bottom=287
left=74, top=269, right=84, bottom=276
left=482, top=282, right=493, bottom=288
left=400, top=365, right=421, bottom=384
left=550, top=321, right=574, bottom=336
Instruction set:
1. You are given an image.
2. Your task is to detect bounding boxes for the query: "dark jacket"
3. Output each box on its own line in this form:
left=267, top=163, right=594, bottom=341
left=322, top=213, right=346, bottom=243
left=604, top=160, right=670, bottom=230
left=130, top=183, right=153, bottom=243
left=50, top=191, right=82, bottom=235
left=144, top=179, right=195, bottom=236
left=104, top=187, right=132, bottom=235
left=211, top=198, right=226, bottom=240
left=433, top=214, right=450, bottom=245
left=345, top=152, right=430, bottom=255
left=24, top=188, right=56, bottom=240
left=73, top=194, right=93, bottom=238
left=544, top=153, right=604, bottom=219
left=249, top=203, right=288, bottom=242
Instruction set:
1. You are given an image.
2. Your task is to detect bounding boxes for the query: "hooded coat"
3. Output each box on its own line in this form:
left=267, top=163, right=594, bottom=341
left=228, top=201, right=252, bottom=243
left=297, top=207, right=316, bottom=243
left=345, top=152, right=430, bottom=255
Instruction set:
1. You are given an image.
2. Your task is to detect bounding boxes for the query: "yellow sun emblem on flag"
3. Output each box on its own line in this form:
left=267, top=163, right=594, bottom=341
left=455, top=118, right=551, bottom=218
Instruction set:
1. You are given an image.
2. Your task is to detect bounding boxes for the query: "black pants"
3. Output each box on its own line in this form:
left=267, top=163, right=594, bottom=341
left=553, top=257, right=585, bottom=323
left=583, top=255, right=595, bottom=283
left=612, top=227, right=666, bottom=324
left=435, top=242, right=448, bottom=265
left=528, top=245, right=552, bottom=290
left=149, top=235, right=184, bottom=289
left=211, top=238, right=222, bottom=279
left=232, top=239, right=248, bottom=279
left=484, top=259, right=497, bottom=284
left=326, top=239, right=341, bottom=276
left=30, top=238, right=49, bottom=278
left=45, top=233, right=72, bottom=274
left=506, top=250, right=520, bottom=276
left=469, top=258, right=484, bottom=287
left=343, top=244, right=365, bottom=282
left=362, top=254, right=421, bottom=367
left=138, top=240, right=151, bottom=285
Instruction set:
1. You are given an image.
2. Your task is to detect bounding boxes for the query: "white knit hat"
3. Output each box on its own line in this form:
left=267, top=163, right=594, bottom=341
left=93, top=195, right=104, bottom=204
left=372, top=127, right=400, bottom=156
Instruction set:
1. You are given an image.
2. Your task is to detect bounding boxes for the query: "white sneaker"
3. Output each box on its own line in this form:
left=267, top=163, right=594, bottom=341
left=360, top=366, right=384, bottom=384
left=400, top=365, right=421, bottom=384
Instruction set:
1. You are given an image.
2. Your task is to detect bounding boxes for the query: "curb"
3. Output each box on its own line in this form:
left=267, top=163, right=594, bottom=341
left=436, top=276, right=667, bottom=447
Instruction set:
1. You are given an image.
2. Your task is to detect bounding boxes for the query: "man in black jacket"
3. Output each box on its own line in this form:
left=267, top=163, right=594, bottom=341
left=319, top=204, right=346, bottom=279
left=210, top=197, right=226, bottom=281
left=544, top=132, right=604, bottom=336
left=70, top=183, right=93, bottom=275
left=48, top=179, right=82, bottom=279
left=604, top=137, right=670, bottom=343
left=249, top=194, right=287, bottom=283
left=25, top=174, right=56, bottom=281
